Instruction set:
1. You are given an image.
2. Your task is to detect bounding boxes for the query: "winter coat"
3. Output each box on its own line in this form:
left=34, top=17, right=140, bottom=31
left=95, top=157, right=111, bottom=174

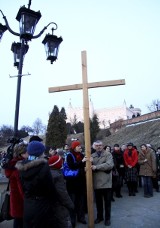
left=138, top=149, right=157, bottom=177
left=123, top=148, right=138, bottom=167
left=155, top=152, right=160, bottom=170
left=16, top=158, right=56, bottom=228
left=50, top=169, right=74, bottom=228
left=112, top=150, right=125, bottom=176
left=65, top=152, right=86, bottom=194
left=91, top=150, right=114, bottom=189
left=5, top=158, right=24, bottom=218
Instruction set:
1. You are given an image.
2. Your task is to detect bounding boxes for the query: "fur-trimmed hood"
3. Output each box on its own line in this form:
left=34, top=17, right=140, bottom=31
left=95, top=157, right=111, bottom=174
left=16, top=158, right=47, bottom=171
left=16, top=158, right=48, bottom=179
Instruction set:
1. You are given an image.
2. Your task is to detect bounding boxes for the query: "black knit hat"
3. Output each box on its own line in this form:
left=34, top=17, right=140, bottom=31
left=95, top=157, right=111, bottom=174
left=114, top=144, right=119, bottom=147
left=127, top=142, right=133, bottom=147
left=29, top=135, right=43, bottom=142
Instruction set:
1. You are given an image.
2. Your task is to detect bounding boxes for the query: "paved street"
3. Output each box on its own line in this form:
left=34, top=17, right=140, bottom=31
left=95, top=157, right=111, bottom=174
left=0, top=179, right=160, bottom=228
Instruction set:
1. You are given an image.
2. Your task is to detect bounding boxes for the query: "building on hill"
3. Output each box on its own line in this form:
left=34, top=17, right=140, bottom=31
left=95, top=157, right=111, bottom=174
left=66, top=99, right=141, bottom=128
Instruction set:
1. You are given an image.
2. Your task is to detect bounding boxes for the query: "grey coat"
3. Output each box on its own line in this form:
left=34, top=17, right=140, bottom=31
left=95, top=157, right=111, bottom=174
left=91, top=150, right=114, bottom=189
left=50, top=169, right=74, bottom=228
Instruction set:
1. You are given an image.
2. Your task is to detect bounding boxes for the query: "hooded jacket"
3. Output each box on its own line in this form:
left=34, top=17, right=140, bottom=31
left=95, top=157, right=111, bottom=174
left=16, top=158, right=56, bottom=228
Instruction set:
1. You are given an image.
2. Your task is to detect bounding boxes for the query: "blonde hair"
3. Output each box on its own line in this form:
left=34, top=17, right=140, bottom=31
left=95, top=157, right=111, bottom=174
left=14, top=142, right=28, bottom=157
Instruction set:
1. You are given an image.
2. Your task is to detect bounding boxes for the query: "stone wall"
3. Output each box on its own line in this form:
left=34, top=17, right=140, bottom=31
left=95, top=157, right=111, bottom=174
left=122, top=110, right=160, bottom=126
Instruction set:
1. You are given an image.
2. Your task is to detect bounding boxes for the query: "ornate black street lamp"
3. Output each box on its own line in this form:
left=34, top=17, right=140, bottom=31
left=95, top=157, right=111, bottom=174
left=0, top=23, right=7, bottom=41
left=0, top=0, right=63, bottom=138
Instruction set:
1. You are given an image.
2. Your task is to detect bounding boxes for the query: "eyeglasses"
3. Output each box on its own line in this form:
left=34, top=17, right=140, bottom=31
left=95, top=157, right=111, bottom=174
left=96, top=144, right=103, bottom=147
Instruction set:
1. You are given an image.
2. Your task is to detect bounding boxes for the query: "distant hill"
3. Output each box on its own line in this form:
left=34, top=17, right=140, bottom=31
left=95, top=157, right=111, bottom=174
left=103, top=118, right=160, bottom=150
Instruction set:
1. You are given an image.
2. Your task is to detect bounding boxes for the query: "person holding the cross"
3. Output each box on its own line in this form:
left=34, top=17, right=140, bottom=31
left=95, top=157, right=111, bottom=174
left=91, top=140, right=114, bottom=226
left=65, top=140, right=87, bottom=227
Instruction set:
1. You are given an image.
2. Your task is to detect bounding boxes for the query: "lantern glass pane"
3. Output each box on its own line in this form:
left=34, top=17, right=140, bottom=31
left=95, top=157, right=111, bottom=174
left=19, top=14, right=38, bottom=36
left=44, top=41, right=59, bottom=58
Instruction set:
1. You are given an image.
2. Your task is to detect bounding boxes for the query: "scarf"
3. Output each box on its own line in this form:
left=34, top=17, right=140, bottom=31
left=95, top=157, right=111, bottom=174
left=128, top=149, right=132, bottom=157
left=72, top=151, right=83, bottom=162
left=114, top=149, right=121, bottom=154
left=97, top=151, right=101, bottom=157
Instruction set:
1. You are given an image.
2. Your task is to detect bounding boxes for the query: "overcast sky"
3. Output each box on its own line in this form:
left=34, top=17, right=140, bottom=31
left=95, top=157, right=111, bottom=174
left=0, top=0, right=159, bottom=129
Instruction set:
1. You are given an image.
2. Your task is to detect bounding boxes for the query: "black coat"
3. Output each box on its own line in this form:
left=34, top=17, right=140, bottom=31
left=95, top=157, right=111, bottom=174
left=16, top=158, right=56, bottom=228
left=65, top=153, right=86, bottom=194
left=112, top=150, right=125, bottom=177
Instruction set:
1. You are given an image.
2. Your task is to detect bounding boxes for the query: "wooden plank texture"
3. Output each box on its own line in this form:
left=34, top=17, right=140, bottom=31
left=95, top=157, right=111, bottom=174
left=48, top=79, right=125, bottom=93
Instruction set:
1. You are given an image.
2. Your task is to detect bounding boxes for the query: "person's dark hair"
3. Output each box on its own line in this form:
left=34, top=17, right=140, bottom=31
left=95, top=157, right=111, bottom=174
left=133, top=145, right=137, bottom=150
left=140, top=144, right=147, bottom=149
left=104, top=145, right=111, bottom=152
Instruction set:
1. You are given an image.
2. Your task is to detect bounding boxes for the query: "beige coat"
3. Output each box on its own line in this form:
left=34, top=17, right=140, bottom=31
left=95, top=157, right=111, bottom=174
left=91, top=150, right=114, bottom=189
left=138, top=149, right=157, bottom=177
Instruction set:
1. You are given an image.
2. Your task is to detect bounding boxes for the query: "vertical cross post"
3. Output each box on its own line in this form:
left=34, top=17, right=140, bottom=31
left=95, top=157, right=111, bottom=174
left=81, top=50, right=94, bottom=228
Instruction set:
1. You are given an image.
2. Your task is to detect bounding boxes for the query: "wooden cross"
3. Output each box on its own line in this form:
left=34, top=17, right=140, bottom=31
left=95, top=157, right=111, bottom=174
left=49, top=50, right=125, bottom=228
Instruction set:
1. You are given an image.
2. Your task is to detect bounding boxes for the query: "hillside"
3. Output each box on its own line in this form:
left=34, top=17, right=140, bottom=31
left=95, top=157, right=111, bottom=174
left=103, top=119, right=160, bottom=150
left=1, top=119, right=160, bottom=153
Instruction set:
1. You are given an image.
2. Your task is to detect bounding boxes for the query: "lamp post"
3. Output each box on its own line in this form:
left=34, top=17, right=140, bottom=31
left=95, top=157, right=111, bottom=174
left=0, top=0, right=63, bottom=139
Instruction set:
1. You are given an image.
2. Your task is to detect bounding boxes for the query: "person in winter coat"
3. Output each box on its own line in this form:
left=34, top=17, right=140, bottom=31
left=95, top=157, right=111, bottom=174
left=104, top=145, right=117, bottom=202
left=138, top=144, right=157, bottom=197
left=16, top=141, right=56, bottom=228
left=112, top=144, right=125, bottom=198
left=146, top=144, right=159, bottom=192
left=156, top=146, right=160, bottom=181
left=123, top=142, right=138, bottom=196
left=65, top=140, right=87, bottom=228
left=91, top=140, right=114, bottom=226
left=4, top=141, right=28, bottom=228
left=48, top=154, right=74, bottom=228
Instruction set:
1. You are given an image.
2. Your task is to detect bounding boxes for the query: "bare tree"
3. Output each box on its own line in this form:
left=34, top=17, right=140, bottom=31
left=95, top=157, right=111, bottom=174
left=0, top=125, right=14, bottom=146
left=32, top=118, right=46, bottom=135
left=71, top=114, right=78, bottom=134
left=147, top=99, right=160, bottom=112
left=102, top=120, right=107, bottom=129
left=21, top=125, right=34, bottom=134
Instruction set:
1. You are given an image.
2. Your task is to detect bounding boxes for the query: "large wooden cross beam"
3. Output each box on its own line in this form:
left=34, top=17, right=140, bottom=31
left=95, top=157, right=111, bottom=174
left=49, top=51, right=125, bottom=228
left=49, top=79, right=125, bottom=93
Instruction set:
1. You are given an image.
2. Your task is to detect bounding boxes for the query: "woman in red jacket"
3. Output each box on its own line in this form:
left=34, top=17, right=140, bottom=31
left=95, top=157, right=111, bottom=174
left=5, top=142, right=28, bottom=228
left=123, top=142, right=138, bottom=196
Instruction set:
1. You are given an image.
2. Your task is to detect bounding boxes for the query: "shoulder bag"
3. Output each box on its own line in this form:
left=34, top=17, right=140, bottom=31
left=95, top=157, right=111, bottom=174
left=0, top=181, right=12, bottom=222
left=63, top=152, right=79, bottom=179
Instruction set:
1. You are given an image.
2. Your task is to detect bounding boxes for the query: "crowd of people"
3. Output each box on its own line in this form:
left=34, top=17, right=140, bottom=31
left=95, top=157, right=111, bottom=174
left=0, top=136, right=160, bottom=228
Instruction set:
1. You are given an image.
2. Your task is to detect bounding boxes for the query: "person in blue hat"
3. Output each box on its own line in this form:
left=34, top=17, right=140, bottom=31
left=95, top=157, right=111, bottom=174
left=16, top=141, right=56, bottom=228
